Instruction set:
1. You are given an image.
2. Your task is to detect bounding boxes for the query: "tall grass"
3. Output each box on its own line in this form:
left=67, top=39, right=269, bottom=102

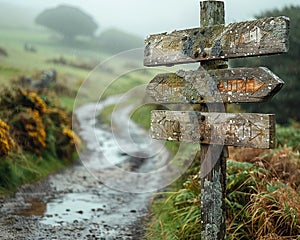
left=146, top=141, right=300, bottom=240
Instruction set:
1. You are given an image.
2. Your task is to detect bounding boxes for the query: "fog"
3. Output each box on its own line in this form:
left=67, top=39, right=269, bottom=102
left=0, top=0, right=299, bottom=37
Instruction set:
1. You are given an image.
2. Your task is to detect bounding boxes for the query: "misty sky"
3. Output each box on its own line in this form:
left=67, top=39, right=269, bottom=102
left=0, top=0, right=299, bottom=37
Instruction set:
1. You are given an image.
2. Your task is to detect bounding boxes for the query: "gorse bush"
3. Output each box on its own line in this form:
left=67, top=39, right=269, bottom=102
left=0, top=85, right=80, bottom=191
left=0, top=86, right=80, bottom=158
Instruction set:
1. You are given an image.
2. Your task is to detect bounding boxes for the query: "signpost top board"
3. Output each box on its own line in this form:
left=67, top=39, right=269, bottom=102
left=146, top=67, right=284, bottom=104
left=144, top=16, right=290, bottom=66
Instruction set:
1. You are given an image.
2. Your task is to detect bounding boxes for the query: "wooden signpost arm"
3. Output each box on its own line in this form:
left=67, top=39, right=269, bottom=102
left=144, top=16, right=289, bottom=66
left=150, top=111, right=275, bottom=149
left=200, top=1, right=227, bottom=240
left=146, top=67, right=284, bottom=104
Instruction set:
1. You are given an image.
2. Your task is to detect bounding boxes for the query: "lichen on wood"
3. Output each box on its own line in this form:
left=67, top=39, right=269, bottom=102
left=151, top=110, right=276, bottom=149
left=144, top=16, right=290, bottom=67
left=201, top=168, right=223, bottom=240
left=146, top=67, right=284, bottom=104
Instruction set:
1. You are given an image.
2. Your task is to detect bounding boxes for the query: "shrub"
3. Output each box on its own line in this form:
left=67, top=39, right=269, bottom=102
left=0, top=86, right=80, bottom=159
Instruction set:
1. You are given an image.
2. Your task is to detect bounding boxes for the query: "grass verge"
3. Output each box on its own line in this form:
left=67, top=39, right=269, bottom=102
left=0, top=151, right=75, bottom=195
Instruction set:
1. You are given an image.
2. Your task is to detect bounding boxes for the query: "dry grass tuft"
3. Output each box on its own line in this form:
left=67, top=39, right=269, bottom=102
left=229, top=146, right=300, bottom=192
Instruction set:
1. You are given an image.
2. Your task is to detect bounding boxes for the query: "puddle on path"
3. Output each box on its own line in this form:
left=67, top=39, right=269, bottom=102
left=40, top=193, right=107, bottom=226
left=17, top=193, right=107, bottom=226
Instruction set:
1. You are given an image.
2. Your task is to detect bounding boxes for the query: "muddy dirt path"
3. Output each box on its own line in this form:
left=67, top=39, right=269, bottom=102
left=0, top=96, right=170, bottom=240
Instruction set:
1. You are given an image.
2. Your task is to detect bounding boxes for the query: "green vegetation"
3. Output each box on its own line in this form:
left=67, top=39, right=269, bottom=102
left=98, top=105, right=115, bottom=125
left=231, top=6, right=300, bottom=124
left=99, top=71, right=149, bottom=99
left=0, top=151, right=66, bottom=195
left=59, top=96, right=76, bottom=112
left=277, top=122, right=300, bottom=151
left=0, top=28, right=106, bottom=88
left=130, top=104, right=158, bottom=129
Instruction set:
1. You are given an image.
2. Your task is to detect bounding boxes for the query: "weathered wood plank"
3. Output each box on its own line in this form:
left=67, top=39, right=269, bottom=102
left=144, top=16, right=290, bottom=66
left=151, top=110, right=276, bottom=149
left=199, top=2, right=227, bottom=240
left=146, top=67, right=284, bottom=103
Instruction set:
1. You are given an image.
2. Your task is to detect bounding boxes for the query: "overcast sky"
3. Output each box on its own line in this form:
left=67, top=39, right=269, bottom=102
left=0, top=0, right=299, bottom=37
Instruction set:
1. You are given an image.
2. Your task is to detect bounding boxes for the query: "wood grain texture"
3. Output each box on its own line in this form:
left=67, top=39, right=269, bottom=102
left=146, top=67, right=284, bottom=103
left=144, top=16, right=290, bottom=66
left=199, top=2, right=227, bottom=240
left=151, top=110, right=276, bottom=149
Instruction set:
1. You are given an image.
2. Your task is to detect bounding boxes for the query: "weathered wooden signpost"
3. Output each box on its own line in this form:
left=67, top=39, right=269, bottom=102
left=144, top=1, right=289, bottom=239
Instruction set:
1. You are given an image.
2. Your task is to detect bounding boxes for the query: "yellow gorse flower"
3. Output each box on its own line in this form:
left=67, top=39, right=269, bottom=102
left=24, top=109, right=47, bottom=149
left=0, top=119, right=15, bottom=157
left=63, top=128, right=81, bottom=146
left=20, top=89, right=47, bottom=114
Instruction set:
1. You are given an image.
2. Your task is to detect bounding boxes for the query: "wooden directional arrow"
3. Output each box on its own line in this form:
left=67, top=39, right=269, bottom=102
left=144, top=16, right=289, bottom=66
left=151, top=110, right=275, bottom=149
left=146, top=67, right=284, bottom=103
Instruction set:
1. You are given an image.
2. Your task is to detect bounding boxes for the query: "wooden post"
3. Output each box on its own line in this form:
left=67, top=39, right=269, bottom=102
left=200, top=1, right=227, bottom=240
